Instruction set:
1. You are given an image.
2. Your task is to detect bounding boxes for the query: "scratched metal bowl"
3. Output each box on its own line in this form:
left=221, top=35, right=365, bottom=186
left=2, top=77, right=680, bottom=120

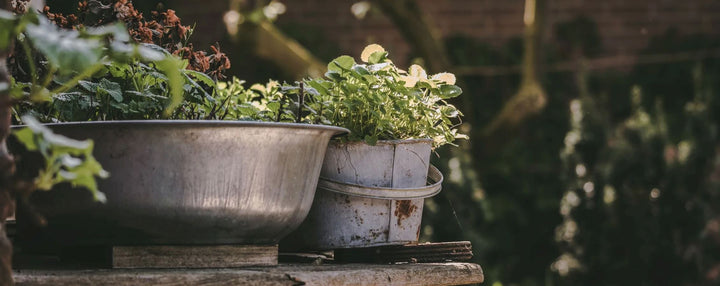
left=16, top=120, right=347, bottom=247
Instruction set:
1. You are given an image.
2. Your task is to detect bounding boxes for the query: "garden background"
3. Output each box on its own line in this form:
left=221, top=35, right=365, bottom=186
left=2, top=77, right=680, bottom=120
left=47, top=0, right=720, bottom=285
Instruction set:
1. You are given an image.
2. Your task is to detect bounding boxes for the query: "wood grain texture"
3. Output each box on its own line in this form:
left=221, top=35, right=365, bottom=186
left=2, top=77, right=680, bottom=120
left=14, top=262, right=484, bottom=286
left=112, top=245, right=278, bottom=269
left=14, top=269, right=295, bottom=286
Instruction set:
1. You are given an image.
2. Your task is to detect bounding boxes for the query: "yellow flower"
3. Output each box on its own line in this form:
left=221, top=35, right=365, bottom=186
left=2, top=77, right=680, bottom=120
left=408, top=64, right=427, bottom=79
left=361, top=44, right=386, bottom=63
left=431, top=72, right=456, bottom=85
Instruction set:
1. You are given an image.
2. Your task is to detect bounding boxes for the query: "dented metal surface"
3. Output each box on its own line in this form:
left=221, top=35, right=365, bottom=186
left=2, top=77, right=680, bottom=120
left=283, top=139, right=442, bottom=250
left=17, top=120, right=347, bottom=247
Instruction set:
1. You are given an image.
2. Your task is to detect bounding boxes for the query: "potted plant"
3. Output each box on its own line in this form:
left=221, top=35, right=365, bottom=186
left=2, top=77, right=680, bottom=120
left=5, top=2, right=346, bottom=256
left=281, top=44, right=467, bottom=250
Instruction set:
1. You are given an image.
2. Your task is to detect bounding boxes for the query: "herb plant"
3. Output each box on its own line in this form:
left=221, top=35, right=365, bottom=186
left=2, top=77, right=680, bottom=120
left=303, top=44, right=467, bottom=148
left=189, top=77, right=312, bottom=122
left=201, top=44, right=467, bottom=148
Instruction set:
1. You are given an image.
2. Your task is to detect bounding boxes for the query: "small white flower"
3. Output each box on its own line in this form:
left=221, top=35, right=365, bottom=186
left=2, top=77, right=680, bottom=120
left=361, top=44, right=386, bottom=62
left=408, top=64, right=427, bottom=79
left=250, top=83, right=266, bottom=93
left=431, top=72, right=456, bottom=85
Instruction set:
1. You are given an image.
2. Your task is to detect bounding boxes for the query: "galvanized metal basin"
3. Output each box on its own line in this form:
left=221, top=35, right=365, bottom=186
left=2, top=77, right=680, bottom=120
left=17, top=121, right=348, bottom=247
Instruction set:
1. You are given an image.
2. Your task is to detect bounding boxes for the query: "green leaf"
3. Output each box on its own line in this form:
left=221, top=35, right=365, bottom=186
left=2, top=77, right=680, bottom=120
left=185, top=69, right=217, bottom=88
left=368, top=51, right=388, bottom=64
left=325, top=71, right=343, bottom=82
left=25, top=17, right=103, bottom=74
left=328, top=55, right=355, bottom=72
left=136, top=44, right=166, bottom=61
left=13, top=115, right=108, bottom=202
left=78, top=80, right=99, bottom=92
left=99, top=78, right=123, bottom=102
left=13, top=128, right=37, bottom=151
left=155, top=56, right=185, bottom=117
left=367, top=63, right=390, bottom=72
left=0, top=10, right=16, bottom=51
left=364, top=135, right=378, bottom=145
left=352, top=65, right=370, bottom=76
left=305, top=79, right=329, bottom=95
left=439, top=85, right=463, bottom=99
left=23, top=116, right=90, bottom=150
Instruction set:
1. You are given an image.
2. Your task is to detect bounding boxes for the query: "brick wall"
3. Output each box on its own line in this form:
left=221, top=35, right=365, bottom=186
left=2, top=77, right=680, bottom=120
left=173, top=0, right=720, bottom=67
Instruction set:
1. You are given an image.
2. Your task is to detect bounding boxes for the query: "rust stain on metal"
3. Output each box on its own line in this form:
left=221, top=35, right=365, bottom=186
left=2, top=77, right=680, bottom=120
left=394, top=200, right=417, bottom=226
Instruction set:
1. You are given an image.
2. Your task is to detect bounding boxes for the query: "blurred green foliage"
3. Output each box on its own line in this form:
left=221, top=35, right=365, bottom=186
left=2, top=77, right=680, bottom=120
left=424, top=18, right=720, bottom=286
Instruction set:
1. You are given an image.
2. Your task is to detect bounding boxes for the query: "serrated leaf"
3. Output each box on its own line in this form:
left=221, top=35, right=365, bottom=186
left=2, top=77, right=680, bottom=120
left=99, top=78, right=123, bottom=102
left=78, top=80, right=99, bottom=92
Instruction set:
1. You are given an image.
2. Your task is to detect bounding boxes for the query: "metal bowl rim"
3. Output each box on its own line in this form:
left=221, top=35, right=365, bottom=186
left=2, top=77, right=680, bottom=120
left=13, top=120, right=349, bottom=136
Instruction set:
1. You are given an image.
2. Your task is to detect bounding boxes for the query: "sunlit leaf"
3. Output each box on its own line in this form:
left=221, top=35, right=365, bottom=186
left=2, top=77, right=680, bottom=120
left=328, top=55, right=355, bottom=72
left=25, top=17, right=103, bottom=74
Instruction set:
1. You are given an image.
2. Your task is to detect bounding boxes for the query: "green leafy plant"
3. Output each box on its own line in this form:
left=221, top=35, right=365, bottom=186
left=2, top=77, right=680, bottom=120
left=13, top=116, right=108, bottom=202
left=201, top=44, right=467, bottom=148
left=23, top=45, right=214, bottom=122
left=302, top=44, right=466, bottom=148
left=197, top=78, right=289, bottom=121
left=3, top=11, right=186, bottom=121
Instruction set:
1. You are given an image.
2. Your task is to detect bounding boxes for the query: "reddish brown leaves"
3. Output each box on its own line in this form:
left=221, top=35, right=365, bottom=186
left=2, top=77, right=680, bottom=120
left=41, top=0, right=230, bottom=80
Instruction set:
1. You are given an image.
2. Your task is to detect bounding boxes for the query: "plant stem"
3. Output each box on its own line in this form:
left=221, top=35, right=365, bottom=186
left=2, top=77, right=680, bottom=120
left=296, top=82, right=304, bottom=123
left=20, top=39, right=37, bottom=86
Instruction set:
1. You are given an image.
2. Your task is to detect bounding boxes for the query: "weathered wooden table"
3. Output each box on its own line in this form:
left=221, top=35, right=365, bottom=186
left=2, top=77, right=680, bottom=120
left=14, top=262, right=484, bottom=285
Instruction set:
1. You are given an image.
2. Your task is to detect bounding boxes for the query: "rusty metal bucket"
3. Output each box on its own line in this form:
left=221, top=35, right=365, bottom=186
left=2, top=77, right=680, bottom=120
left=282, top=139, right=443, bottom=250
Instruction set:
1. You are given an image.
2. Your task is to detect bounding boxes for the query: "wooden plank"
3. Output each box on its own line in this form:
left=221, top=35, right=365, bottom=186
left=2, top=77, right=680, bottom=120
left=112, top=245, right=278, bottom=269
left=15, top=263, right=484, bottom=286
left=14, top=269, right=295, bottom=286
left=271, top=263, right=484, bottom=286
